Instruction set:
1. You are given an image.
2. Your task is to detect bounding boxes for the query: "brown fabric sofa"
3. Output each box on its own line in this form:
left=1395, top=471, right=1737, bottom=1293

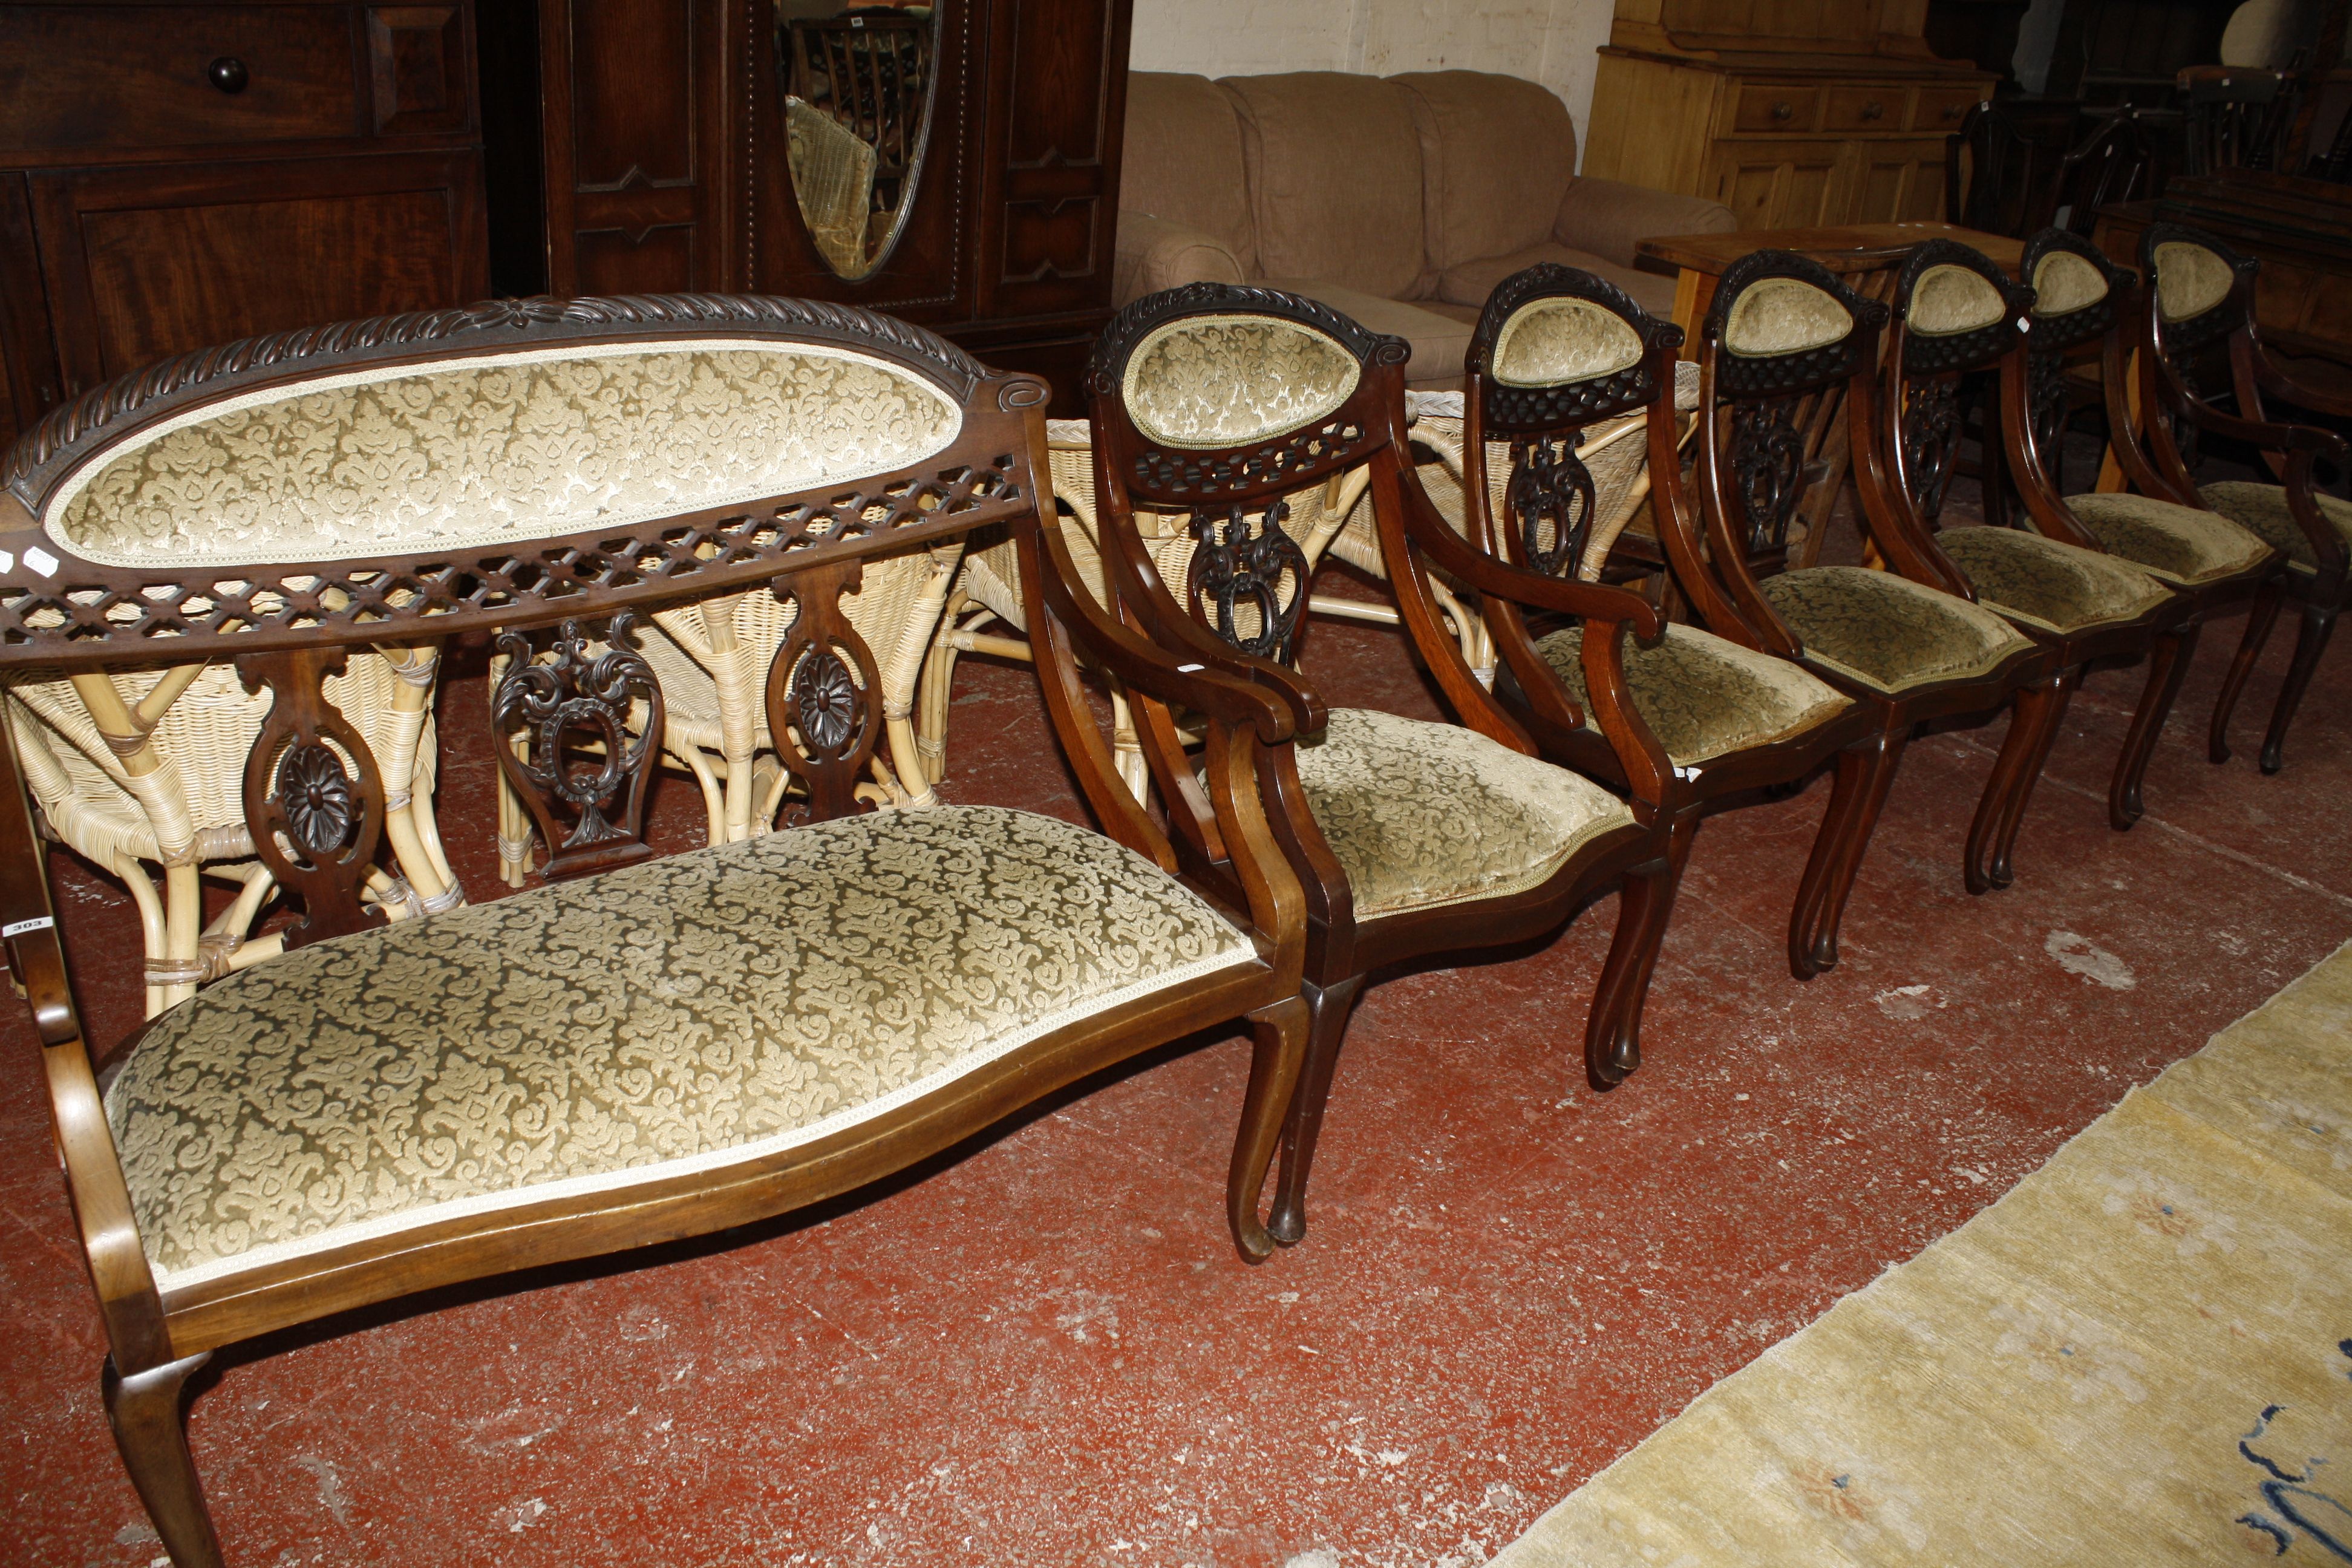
left=1116, top=69, right=1736, bottom=389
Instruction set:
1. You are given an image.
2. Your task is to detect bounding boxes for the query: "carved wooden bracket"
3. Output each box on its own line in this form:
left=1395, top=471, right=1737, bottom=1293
left=1186, top=500, right=1309, bottom=662
left=237, top=646, right=390, bottom=948
left=492, top=616, right=662, bottom=882
left=764, top=561, right=883, bottom=826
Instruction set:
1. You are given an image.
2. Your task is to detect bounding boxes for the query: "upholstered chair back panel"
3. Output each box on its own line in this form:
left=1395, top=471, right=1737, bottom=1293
left=1391, top=70, right=1577, bottom=276
left=2030, top=249, right=2110, bottom=318
left=1121, top=72, right=1261, bottom=279
left=1491, top=296, right=1645, bottom=387
left=1120, top=314, right=1363, bottom=449
left=1908, top=263, right=2009, bottom=337
left=1219, top=73, right=1429, bottom=302
left=2154, top=240, right=2235, bottom=324
left=45, top=342, right=962, bottom=569
left=1722, top=277, right=1854, bottom=358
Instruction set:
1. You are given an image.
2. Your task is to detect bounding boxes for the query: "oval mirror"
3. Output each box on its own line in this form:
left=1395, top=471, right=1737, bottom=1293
left=776, top=2, right=941, bottom=281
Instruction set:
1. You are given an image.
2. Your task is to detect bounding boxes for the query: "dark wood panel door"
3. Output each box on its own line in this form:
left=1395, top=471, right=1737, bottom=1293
left=975, top=0, right=1131, bottom=325
left=28, top=151, right=489, bottom=396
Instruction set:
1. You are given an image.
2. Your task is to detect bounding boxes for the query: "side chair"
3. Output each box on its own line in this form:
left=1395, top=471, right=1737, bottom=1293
left=2132, top=222, right=2351, bottom=773
left=1682, top=250, right=2057, bottom=976
left=1072, top=282, right=1683, bottom=1246
left=1875, top=239, right=2187, bottom=852
left=0, top=295, right=1315, bottom=1568
left=1452, top=263, right=1874, bottom=987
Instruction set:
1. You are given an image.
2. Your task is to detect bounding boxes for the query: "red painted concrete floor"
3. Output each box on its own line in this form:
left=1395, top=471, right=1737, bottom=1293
left=4, top=497, right=2347, bottom=1568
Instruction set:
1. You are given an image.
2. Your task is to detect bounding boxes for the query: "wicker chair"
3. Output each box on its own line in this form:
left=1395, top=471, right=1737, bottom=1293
left=5, top=644, right=457, bottom=1019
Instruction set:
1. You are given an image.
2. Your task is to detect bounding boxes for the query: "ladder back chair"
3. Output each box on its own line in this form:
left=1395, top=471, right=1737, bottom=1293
left=1454, top=264, right=1873, bottom=987
left=1685, top=250, right=2057, bottom=976
left=1878, top=240, right=2188, bottom=843
left=0, top=295, right=1313, bottom=1568
left=1073, top=282, right=1679, bottom=1246
left=2134, top=222, right=2351, bottom=773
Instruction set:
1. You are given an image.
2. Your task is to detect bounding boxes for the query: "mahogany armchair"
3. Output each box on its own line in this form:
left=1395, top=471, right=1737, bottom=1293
left=1681, top=251, right=2057, bottom=975
left=1452, top=264, right=1873, bottom=985
left=1071, top=283, right=1679, bottom=1246
left=0, top=296, right=1312, bottom=1567
left=1876, top=240, right=2189, bottom=844
left=2132, top=222, right=2351, bottom=774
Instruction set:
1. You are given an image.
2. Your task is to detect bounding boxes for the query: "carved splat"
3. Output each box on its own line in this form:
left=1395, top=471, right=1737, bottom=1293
left=492, top=616, right=662, bottom=881
left=1506, top=434, right=1596, bottom=578
left=765, top=560, right=883, bottom=825
left=1730, top=396, right=1808, bottom=554
left=1902, top=377, right=1964, bottom=521
left=1185, top=500, right=1310, bottom=661
left=236, top=647, right=389, bottom=947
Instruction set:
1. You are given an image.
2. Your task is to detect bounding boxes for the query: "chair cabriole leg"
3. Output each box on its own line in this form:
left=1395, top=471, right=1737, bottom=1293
left=2109, top=620, right=2199, bottom=829
left=1231, top=995, right=1310, bottom=1262
left=1585, top=820, right=1691, bottom=1092
left=2258, top=602, right=2336, bottom=775
left=2210, top=576, right=2284, bottom=764
left=1985, top=666, right=2077, bottom=890
left=103, top=1352, right=224, bottom=1568
left=1791, top=728, right=1905, bottom=979
left=1266, top=976, right=1365, bottom=1249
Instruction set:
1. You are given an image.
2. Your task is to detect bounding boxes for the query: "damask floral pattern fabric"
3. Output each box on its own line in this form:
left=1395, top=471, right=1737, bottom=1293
left=105, top=805, right=1254, bottom=1287
left=1531, top=622, right=1851, bottom=766
left=2063, top=491, right=2275, bottom=584
left=1121, top=316, right=1362, bottom=449
left=1490, top=298, right=1644, bottom=388
left=1721, top=279, right=1852, bottom=358
left=1291, top=706, right=1633, bottom=920
left=1760, top=566, right=2035, bottom=693
left=1936, top=526, right=2173, bottom=635
left=2197, top=481, right=2352, bottom=573
left=48, top=342, right=962, bottom=567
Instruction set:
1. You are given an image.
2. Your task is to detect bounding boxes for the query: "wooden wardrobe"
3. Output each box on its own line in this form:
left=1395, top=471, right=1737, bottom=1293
left=482, top=0, right=1134, bottom=410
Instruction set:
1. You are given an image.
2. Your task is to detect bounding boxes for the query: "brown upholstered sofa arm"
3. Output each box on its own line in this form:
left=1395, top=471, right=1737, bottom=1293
left=1553, top=178, right=1735, bottom=272
left=1114, top=211, right=1247, bottom=305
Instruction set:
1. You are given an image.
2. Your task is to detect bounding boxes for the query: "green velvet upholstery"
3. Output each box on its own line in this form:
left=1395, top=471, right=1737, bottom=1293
left=1531, top=622, right=1852, bottom=766
left=105, top=806, right=1255, bottom=1289
left=1293, top=706, right=1632, bottom=920
left=1489, top=297, right=1644, bottom=387
left=2197, top=481, right=2352, bottom=575
left=1121, top=314, right=1361, bottom=449
left=2063, top=491, right=2276, bottom=585
left=1759, top=566, right=2036, bottom=693
left=1936, top=526, right=2173, bottom=635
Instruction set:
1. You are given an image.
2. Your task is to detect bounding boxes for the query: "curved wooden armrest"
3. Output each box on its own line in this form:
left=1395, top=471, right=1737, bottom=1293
left=1399, top=468, right=1665, bottom=640
left=1030, top=520, right=1299, bottom=745
left=2174, top=392, right=2351, bottom=465
left=2252, top=351, right=2352, bottom=422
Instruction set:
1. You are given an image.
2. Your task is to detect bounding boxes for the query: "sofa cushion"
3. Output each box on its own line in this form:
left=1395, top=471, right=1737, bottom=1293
left=1530, top=622, right=1852, bottom=766
left=1220, top=73, right=1429, bottom=301
left=1123, top=73, right=1259, bottom=277
left=2062, top=491, right=2275, bottom=584
left=2197, top=480, right=2352, bottom=574
left=105, top=805, right=1256, bottom=1289
left=1760, top=566, right=2036, bottom=693
left=1293, top=706, right=1633, bottom=919
left=1436, top=243, right=1680, bottom=322
left=1261, top=278, right=1475, bottom=388
left=1936, top=527, right=2173, bottom=635
left=1390, top=70, right=1576, bottom=276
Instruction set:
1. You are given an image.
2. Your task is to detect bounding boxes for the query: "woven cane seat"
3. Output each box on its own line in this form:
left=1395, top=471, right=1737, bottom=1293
left=1760, top=566, right=2036, bottom=693
left=2062, top=492, right=2276, bottom=586
left=2197, top=482, right=2352, bottom=575
left=1935, top=527, right=2172, bottom=636
left=1530, top=622, right=1851, bottom=766
left=105, top=805, right=1253, bottom=1290
left=1292, top=707, right=1632, bottom=920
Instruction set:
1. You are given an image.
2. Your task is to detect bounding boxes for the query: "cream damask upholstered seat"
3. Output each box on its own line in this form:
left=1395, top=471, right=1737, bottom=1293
left=105, top=804, right=1256, bottom=1290
left=2062, top=491, right=2277, bottom=585
left=1289, top=707, right=1632, bottom=918
left=1933, top=526, right=2173, bottom=636
left=2197, top=481, right=2352, bottom=575
left=1760, top=566, right=2037, bottom=694
left=1529, top=623, right=1852, bottom=766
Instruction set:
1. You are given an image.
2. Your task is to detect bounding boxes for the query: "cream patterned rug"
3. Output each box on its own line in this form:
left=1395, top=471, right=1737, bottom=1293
left=1494, top=941, right=2352, bottom=1566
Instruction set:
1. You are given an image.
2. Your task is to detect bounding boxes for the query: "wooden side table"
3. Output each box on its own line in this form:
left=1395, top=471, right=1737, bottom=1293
left=1636, top=220, right=2023, bottom=567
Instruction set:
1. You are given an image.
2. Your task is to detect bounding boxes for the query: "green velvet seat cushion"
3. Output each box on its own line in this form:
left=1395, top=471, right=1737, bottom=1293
left=1759, top=566, right=2036, bottom=694
left=105, top=806, right=1255, bottom=1290
left=2197, top=481, right=2352, bottom=575
left=2063, top=491, right=2275, bottom=586
left=1935, top=526, right=2172, bottom=636
left=1531, top=622, right=1852, bottom=766
left=1293, top=707, right=1633, bottom=920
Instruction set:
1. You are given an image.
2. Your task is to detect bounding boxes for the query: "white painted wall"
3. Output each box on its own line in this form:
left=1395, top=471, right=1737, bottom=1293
left=1129, top=0, right=1617, bottom=167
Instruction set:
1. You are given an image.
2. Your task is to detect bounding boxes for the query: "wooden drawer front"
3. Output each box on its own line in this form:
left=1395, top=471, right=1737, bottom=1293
left=1821, top=86, right=1902, bottom=134
left=1911, top=86, right=1987, bottom=133
left=1734, top=85, right=1819, bottom=134
left=0, top=7, right=359, bottom=154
